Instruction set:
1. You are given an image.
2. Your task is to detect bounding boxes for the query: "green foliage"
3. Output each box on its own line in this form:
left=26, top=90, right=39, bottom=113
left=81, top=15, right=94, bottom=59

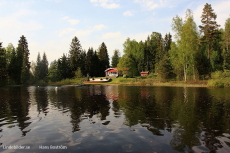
left=208, top=71, right=230, bottom=87
left=0, top=46, right=7, bottom=86
left=111, top=49, right=120, bottom=67
left=34, top=52, right=49, bottom=83
left=47, top=60, right=59, bottom=82
left=7, top=44, right=18, bottom=84
left=98, top=42, right=110, bottom=76
left=170, top=9, right=198, bottom=81
left=68, top=36, right=82, bottom=77
left=199, top=3, right=220, bottom=59
left=74, top=67, right=82, bottom=78
left=17, top=35, right=31, bottom=84
left=223, top=18, right=230, bottom=70
left=117, top=56, right=138, bottom=77
left=85, top=48, right=100, bottom=77
left=157, top=54, right=172, bottom=81
left=56, top=54, right=72, bottom=80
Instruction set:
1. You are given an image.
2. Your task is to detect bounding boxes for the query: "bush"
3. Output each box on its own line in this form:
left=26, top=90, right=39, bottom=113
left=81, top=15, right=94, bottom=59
left=208, top=78, right=230, bottom=87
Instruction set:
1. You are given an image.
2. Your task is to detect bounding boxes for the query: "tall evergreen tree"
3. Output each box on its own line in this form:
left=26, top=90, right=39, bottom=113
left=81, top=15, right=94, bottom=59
left=98, top=42, right=110, bottom=76
left=56, top=54, right=71, bottom=80
left=199, top=3, right=220, bottom=59
left=68, top=36, right=82, bottom=76
left=16, top=35, right=30, bottom=84
left=35, top=52, right=41, bottom=80
left=41, top=52, right=49, bottom=81
left=85, top=48, right=100, bottom=77
left=0, top=43, right=7, bottom=85
left=86, top=48, right=94, bottom=77
left=164, top=33, right=172, bottom=52
left=80, top=50, right=87, bottom=76
left=34, top=52, right=49, bottom=82
left=111, top=49, right=120, bottom=68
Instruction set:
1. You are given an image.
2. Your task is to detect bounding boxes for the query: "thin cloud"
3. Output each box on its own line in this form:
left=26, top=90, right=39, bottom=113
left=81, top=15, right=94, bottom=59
left=58, top=28, right=76, bottom=37
left=123, top=11, right=133, bottom=16
left=101, top=31, right=121, bottom=39
left=62, top=16, right=80, bottom=25
left=68, top=19, right=80, bottom=25
left=90, top=0, right=120, bottom=9
left=134, top=0, right=159, bottom=10
left=93, top=24, right=106, bottom=30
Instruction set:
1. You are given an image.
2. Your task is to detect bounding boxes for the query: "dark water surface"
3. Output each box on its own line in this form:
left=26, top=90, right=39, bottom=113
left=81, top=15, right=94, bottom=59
left=0, top=85, right=230, bottom=153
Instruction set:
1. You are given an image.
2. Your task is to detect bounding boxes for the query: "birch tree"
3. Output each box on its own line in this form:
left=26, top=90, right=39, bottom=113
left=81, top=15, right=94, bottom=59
left=170, top=9, right=198, bottom=81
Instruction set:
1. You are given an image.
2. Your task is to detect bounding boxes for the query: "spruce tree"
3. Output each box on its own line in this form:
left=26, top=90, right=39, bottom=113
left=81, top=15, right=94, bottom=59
left=16, top=35, right=30, bottom=84
left=0, top=43, right=7, bottom=85
left=68, top=36, right=82, bottom=76
left=199, top=3, right=220, bottom=59
left=86, top=48, right=94, bottom=77
left=35, top=52, right=41, bottom=80
left=111, top=49, right=120, bottom=68
left=41, top=52, right=49, bottom=81
left=80, top=50, right=87, bottom=76
left=98, top=42, right=110, bottom=76
left=57, top=54, right=71, bottom=80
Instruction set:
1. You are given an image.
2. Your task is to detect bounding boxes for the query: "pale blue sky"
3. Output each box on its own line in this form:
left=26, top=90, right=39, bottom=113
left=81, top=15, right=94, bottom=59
left=0, top=0, right=229, bottom=64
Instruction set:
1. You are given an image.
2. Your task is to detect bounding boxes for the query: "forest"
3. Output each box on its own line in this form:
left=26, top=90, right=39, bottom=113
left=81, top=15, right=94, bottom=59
left=0, top=3, right=230, bottom=86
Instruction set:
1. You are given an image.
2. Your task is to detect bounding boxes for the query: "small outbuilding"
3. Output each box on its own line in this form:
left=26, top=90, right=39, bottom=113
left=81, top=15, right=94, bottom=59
left=140, top=71, right=149, bottom=76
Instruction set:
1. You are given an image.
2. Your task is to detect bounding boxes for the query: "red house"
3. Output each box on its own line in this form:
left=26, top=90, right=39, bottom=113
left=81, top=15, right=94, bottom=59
left=140, top=71, right=149, bottom=76
left=105, top=68, right=119, bottom=77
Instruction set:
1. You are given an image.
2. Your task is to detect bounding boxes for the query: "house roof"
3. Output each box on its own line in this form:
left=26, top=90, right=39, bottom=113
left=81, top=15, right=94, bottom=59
left=105, top=68, right=118, bottom=72
left=141, top=71, right=149, bottom=74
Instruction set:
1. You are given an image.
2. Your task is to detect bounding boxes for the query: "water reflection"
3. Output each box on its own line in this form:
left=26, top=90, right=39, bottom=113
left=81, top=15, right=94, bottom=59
left=0, top=86, right=230, bottom=152
left=0, top=87, right=31, bottom=137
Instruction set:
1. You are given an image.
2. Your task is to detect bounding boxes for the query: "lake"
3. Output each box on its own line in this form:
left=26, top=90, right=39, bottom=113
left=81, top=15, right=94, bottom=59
left=0, top=85, right=230, bottom=153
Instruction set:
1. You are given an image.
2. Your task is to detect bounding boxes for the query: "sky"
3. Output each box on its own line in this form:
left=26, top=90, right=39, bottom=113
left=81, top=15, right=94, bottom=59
left=0, top=0, right=230, bottom=64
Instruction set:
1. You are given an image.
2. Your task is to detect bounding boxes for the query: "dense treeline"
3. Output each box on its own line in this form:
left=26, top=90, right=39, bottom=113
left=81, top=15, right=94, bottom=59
left=1, top=3, right=230, bottom=85
left=118, top=3, right=230, bottom=81
left=0, top=35, right=30, bottom=85
left=46, top=38, right=111, bottom=82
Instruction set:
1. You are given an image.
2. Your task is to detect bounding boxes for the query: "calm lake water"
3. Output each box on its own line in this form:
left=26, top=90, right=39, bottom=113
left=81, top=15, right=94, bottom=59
left=0, top=85, right=230, bottom=153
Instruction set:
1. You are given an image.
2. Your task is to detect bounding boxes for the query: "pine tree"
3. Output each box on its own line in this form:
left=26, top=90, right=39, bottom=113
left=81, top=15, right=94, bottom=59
left=98, top=42, right=110, bottom=76
left=111, top=49, right=120, bottom=68
left=199, top=3, right=220, bottom=59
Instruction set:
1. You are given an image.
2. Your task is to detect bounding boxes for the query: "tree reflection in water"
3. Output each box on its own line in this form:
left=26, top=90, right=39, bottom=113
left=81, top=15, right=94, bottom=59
left=0, top=86, right=230, bottom=152
left=0, top=87, right=31, bottom=137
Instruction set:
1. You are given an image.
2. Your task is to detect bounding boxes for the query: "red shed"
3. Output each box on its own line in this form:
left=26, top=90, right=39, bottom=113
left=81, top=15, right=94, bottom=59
left=141, top=71, right=149, bottom=76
